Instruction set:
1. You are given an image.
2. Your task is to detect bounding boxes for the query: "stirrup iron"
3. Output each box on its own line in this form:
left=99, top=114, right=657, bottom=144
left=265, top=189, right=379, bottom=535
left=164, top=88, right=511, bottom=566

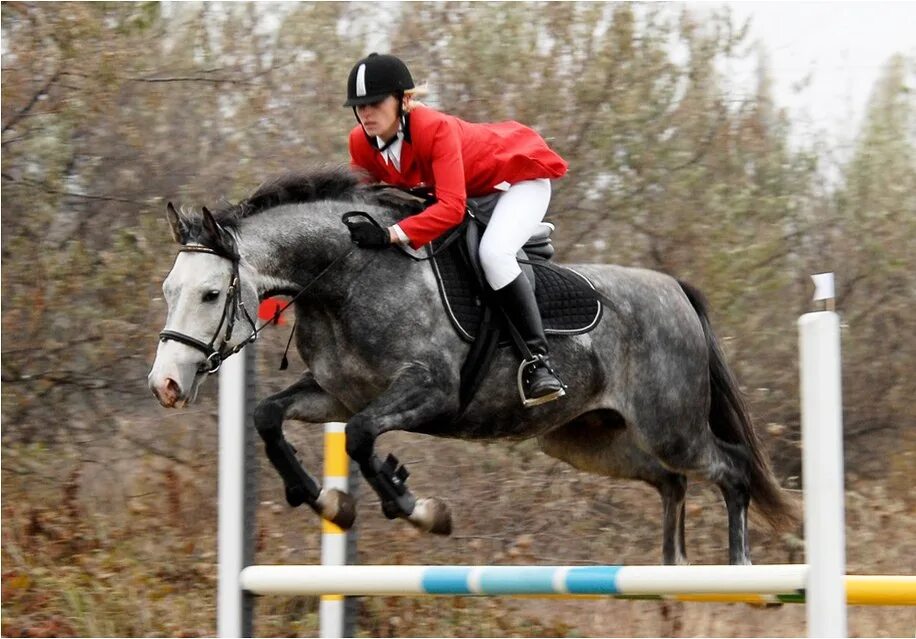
left=516, top=356, right=566, bottom=408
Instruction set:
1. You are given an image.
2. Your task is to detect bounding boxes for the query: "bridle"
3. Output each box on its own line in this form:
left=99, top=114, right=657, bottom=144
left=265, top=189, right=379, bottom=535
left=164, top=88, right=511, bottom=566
left=158, top=240, right=358, bottom=375
left=158, top=245, right=258, bottom=375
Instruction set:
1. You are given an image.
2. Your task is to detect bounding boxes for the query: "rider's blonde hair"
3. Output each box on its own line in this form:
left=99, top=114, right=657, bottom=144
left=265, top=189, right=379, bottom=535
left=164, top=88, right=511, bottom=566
left=403, top=83, right=429, bottom=112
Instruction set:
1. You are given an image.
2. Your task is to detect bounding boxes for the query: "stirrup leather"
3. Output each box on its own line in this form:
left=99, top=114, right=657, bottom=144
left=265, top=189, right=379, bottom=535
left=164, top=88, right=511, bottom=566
left=516, top=355, right=567, bottom=408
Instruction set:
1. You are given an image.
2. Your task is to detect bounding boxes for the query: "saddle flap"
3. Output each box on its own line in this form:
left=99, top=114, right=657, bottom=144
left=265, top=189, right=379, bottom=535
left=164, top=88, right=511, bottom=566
left=430, top=231, right=602, bottom=343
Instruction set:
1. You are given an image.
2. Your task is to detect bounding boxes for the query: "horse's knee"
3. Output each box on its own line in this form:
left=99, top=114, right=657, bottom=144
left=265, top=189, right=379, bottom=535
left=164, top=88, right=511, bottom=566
left=345, top=417, right=377, bottom=462
left=254, top=400, right=283, bottom=439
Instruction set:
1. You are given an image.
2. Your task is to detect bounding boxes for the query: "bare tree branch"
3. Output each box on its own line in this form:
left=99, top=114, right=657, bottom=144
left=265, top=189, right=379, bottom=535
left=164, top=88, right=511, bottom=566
left=1, top=173, right=148, bottom=205
left=126, top=75, right=254, bottom=86
left=1, top=69, right=61, bottom=134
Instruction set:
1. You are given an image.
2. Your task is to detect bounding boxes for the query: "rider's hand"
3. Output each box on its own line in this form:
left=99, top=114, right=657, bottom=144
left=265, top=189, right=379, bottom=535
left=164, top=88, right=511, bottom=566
left=347, top=221, right=391, bottom=249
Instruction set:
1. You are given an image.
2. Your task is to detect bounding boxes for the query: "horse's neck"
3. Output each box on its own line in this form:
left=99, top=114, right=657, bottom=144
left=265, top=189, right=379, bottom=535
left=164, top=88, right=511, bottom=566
left=235, top=202, right=394, bottom=301
left=234, top=202, right=434, bottom=380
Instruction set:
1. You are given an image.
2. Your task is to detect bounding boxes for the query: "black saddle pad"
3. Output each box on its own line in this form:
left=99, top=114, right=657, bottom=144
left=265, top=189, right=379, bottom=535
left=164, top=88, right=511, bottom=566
left=429, top=239, right=602, bottom=343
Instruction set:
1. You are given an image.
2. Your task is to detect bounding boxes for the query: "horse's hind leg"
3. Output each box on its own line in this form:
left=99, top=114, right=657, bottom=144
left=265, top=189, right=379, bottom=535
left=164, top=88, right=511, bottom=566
left=253, top=372, right=356, bottom=529
left=538, top=412, right=689, bottom=565
left=345, top=362, right=457, bottom=535
left=711, top=439, right=752, bottom=565
left=657, top=473, right=688, bottom=565
left=641, top=421, right=753, bottom=565
left=664, top=435, right=752, bottom=565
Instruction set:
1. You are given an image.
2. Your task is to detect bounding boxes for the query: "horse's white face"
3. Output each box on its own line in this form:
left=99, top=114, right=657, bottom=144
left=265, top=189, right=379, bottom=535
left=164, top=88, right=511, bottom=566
left=148, top=249, right=254, bottom=408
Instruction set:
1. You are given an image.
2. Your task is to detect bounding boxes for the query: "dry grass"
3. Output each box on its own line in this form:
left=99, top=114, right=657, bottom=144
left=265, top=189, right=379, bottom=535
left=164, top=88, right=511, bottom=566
left=2, top=416, right=914, bottom=637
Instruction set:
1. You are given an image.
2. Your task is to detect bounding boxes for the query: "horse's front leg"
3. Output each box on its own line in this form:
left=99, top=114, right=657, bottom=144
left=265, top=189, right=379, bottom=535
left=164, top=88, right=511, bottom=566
left=253, top=371, right=356, bottom=529
left=345, top=362, right=458, bottom=535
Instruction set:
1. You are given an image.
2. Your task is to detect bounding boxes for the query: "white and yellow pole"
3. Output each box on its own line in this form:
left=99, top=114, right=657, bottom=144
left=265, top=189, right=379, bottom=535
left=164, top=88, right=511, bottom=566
left=319, top=422, right=350, bottom=638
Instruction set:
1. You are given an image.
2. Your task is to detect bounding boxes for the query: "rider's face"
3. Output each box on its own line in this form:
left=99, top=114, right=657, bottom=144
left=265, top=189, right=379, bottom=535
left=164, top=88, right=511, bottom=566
left=355, top=95, right=400, bottom=140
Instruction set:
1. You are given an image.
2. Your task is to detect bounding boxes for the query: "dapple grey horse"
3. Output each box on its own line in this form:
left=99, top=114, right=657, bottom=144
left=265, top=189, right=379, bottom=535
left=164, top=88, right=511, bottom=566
left=148, top=169, right=796, bottom=565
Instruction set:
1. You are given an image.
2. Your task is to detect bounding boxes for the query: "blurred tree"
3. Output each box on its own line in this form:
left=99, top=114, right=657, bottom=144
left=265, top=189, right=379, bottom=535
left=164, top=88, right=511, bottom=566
left=2, top=4, right=915, bottom=635
left=0, top=2, right=365, bottom=443
left=2, top=2, right=169, bottom=442
left=827, top=54, right=916, bottom=443
left=1, top=0, right=911, bottom=477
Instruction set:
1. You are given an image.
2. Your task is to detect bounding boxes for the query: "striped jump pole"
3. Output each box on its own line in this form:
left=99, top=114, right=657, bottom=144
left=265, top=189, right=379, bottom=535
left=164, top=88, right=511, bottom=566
left=239, top=565, right=916, bottom=606
left=243, top=564, right=808, bottom=596
left=319, top=423, right=350, bottom=639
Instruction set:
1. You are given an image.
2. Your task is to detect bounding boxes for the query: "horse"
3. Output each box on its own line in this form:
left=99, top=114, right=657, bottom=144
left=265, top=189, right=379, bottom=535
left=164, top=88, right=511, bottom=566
left=148, top=168, right=797, bottom=565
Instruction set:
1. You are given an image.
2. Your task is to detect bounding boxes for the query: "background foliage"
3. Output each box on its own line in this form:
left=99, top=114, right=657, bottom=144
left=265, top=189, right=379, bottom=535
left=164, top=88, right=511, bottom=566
left=2, top=2, right=913, bottom=636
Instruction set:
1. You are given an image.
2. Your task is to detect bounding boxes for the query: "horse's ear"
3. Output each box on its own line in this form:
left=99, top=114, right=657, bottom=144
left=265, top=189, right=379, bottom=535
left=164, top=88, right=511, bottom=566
left=201, top=206, right=229, bottom=252
left=201, top=206, right=218, bottom=236
left=166, top=202, right=188, bottom=244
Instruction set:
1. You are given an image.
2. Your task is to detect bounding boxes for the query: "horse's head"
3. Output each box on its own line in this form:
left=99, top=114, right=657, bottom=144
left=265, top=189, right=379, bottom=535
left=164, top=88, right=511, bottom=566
left=148, top=202, right=259, bottom=408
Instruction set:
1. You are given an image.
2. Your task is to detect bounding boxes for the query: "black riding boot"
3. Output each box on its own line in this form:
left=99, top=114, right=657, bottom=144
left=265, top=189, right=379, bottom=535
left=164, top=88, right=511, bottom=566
left=493, top=273, right=566, bottom=407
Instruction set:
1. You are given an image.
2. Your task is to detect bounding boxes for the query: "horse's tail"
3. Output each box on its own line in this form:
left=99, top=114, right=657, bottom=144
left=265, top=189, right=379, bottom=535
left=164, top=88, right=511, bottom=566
left=677, top=280, right=799, bottom=532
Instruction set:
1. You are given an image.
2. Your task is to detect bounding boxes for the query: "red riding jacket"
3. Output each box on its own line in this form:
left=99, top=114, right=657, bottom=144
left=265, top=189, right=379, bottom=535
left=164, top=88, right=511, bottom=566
left=348, top=105, right=568, bottom=249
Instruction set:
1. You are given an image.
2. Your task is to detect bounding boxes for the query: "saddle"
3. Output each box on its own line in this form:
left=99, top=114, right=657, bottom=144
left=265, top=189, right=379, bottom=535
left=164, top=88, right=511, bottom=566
left=426, top=194, right=603, bottom=412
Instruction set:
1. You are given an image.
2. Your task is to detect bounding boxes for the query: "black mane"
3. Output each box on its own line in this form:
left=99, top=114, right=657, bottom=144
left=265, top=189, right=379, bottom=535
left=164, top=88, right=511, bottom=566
left=209, top=166, right=426, bottom=229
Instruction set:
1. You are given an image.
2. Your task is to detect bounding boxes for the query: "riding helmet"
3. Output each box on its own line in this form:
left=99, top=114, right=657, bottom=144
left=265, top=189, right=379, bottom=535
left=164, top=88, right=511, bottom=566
left=344, top=53, right=415, bottom=106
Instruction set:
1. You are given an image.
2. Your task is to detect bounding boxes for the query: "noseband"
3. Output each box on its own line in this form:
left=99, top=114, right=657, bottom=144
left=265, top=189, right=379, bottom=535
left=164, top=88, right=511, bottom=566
left=158, top=245, right=258, bottom=375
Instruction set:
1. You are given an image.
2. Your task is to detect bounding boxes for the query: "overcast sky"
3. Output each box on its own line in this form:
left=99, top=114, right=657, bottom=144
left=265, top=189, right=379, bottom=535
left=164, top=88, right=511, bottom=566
left=717, top=1, right=916, bottom=149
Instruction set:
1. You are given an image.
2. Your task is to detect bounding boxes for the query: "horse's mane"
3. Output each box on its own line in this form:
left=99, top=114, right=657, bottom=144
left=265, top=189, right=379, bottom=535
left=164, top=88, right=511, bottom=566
left=209, top=166, right=426, bottom=229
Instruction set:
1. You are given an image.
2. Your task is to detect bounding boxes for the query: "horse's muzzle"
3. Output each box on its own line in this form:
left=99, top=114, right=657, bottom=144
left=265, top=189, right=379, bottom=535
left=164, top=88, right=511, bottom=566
left=149, top=373, right=184, bottom=408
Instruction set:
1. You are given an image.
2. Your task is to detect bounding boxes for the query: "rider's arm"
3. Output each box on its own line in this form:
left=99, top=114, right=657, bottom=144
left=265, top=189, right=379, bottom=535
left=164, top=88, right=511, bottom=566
left=393, top=116, right=467, bottom=249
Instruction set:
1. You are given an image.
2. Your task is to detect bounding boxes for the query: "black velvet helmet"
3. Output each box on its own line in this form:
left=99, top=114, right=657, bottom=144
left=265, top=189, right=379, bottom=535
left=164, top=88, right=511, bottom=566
left=344, top=53, right=415, bottom=107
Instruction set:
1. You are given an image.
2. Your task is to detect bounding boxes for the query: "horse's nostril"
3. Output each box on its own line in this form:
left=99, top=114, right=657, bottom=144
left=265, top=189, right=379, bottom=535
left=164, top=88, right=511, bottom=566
left=165, top=377, right=180, bottom=398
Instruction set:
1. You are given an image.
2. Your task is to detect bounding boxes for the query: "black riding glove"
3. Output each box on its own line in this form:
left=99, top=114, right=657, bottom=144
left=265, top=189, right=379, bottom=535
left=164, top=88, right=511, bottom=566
left=347, top=221, right=391, bottom=249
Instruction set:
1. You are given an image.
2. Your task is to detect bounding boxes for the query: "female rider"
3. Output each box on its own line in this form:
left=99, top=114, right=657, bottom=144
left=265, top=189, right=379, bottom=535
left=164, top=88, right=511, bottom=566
left=343, top=53, right=568, bottom=407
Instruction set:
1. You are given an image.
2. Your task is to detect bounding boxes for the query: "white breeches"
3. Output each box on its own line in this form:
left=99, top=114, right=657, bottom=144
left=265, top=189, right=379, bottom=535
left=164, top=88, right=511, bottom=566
left=478, top=178, right=552, bottom=291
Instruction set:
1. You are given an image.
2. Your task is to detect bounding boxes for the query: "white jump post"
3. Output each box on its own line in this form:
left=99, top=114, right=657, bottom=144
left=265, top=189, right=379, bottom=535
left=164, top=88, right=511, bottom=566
left=799, top=272, right=846, bottom=637
left=216, top=346, right=355, bottom=638
left=217, top=347, right=256, bottom=638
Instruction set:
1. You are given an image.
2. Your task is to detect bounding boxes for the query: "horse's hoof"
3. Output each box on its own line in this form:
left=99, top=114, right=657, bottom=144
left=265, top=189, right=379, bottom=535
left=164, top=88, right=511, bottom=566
left=407, top=497, right=452, bottom=536
left=316, top=488, right=356, bottom=530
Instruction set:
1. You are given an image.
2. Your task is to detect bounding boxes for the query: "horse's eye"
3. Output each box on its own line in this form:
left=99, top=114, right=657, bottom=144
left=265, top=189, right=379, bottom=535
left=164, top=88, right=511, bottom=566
left=202, top=290, right=221, bottom=303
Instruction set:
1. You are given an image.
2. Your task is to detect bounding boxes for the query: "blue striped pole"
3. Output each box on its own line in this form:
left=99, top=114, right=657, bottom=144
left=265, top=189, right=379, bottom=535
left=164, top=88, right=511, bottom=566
left=243, top=564, right=806, bottom=596
left=240, top=565, right=916, bottom=606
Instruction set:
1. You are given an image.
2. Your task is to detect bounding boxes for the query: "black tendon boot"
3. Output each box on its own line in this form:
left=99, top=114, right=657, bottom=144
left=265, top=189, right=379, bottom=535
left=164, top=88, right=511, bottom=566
left=493, top=274, right=566, bottom=407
